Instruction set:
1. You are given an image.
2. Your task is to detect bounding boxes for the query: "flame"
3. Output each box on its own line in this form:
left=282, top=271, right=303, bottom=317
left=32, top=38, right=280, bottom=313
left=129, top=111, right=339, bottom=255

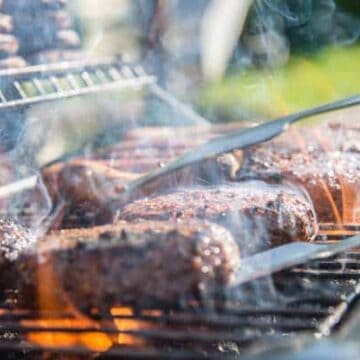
left=23, top=259, right=152, bottom=350
left=22, top=318, right=112, bottom=352
left=292, top=126, right=343, bottom=224
left=20, top=248, right=115, bottom=351
left=111, top=307, right=150, bottom=346
left=20, top=226, right=155, bottom=351
left=339, top=175, right=360, bottom=224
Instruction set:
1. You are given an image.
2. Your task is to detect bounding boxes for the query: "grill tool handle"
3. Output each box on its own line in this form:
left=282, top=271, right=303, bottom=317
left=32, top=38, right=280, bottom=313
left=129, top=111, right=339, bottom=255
left=228, top=233, right=360, bottom=287
left=111, top=93, right=360, bottom=207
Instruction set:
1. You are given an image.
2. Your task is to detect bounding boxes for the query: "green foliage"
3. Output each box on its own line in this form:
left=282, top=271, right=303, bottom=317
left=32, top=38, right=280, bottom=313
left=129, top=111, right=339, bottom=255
left=198, top=45, right=360, bottom=118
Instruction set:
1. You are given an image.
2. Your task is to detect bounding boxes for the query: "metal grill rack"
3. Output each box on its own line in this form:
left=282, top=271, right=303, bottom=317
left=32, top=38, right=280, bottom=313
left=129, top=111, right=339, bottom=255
left=0, top=224, right=358, bottom=359
left=0, top=57, right=156, bottom=111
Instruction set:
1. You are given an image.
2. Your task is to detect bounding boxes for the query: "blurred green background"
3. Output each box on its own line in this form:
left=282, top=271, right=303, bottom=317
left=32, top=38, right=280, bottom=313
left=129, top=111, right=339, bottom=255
left=70, top=0, right=360, bottom=121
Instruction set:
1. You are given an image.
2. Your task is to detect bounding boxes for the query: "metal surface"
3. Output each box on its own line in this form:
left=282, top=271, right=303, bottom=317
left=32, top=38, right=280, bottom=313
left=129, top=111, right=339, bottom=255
left=0, top=57, right=156, bottom=110
left=232, top=233, right=360, bottom=285
left=0, top=57, right=211, bottom=198
left=0, top=225, right=358, bottom=359
left=116, top=94, right=360, bottom=206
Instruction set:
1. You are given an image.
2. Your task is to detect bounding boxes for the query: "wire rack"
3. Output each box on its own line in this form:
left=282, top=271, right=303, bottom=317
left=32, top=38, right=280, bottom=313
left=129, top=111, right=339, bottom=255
left=0, top=57, right=156, bottom=111
left=0, top=224, right=358, bottom=359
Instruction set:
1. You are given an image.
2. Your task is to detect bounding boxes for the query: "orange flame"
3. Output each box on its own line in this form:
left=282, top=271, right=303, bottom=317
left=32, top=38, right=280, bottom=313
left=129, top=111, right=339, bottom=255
left=23, top=318, right=113, bottom=352
left=111, top=307, right=152, bottom=346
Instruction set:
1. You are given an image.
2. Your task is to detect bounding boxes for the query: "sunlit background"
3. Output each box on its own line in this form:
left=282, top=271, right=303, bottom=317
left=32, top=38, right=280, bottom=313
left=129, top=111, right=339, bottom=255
left=69, top=0, right=360, bottom=119
left=5, top=0, right=359, bottom=170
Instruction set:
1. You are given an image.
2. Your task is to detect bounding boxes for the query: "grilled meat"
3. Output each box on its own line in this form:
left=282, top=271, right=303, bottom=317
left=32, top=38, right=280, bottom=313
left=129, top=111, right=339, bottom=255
left=43, top=120, right=357, bottom=230
left=9, top=220, right=239, bottom=310
left=41, top=131, right=241, bottom=228
left=55, top=160, right=139, bottom=228
left=43, top=152, right=241, bottom=229
left=238, top=122, right=360, bottom=223
left=119, top=181, right=317, bottom=254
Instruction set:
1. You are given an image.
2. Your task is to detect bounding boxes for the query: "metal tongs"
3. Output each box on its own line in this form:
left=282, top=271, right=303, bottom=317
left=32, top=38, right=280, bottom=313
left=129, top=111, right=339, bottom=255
left=1, top=94, right=359, bottom=200
left=230, top=234, right=360, bottom=286
left=114, top=93, right=360, bottom=205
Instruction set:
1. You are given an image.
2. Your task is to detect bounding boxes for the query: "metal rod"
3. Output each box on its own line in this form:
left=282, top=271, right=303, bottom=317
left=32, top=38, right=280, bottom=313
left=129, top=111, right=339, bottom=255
left=0, top=75, right=155, bottom=110
left=0, top=90, right=7, bottom=103
left=66, top=73, right=81, bottom=90
left=149, top=83, right=210, bottom=126
left=49, top=76, right=63, bottom=92
left=115, top=94, right=360, bottom=206
left=13, top=81, right=27, bottom=99
left=80, top=71, right=95, bottom=86
left=0, top=56, right=118, bottom=78
left=32, top=78, right=47, bottom=95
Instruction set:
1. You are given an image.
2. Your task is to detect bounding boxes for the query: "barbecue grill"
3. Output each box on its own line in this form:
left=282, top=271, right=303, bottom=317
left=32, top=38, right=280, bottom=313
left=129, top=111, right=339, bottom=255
left=0, top=223, right=357, bottom=359
left=0, top=10, right=359, bottom=360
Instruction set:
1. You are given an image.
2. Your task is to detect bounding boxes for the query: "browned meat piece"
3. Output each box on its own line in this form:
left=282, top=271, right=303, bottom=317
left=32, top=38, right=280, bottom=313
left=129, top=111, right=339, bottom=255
left=56, top=161, right=140, bottom=228
left=41, top=130, right=241, bottom=228
left=42, top=152, right=242, bottom=230
left=119, top=181, right=317, bottom=254
left=237, top=122, right=360, bottom=223
left=9, top=220, right=239, bottom=310
left=41, top=159, right=139, bottom=229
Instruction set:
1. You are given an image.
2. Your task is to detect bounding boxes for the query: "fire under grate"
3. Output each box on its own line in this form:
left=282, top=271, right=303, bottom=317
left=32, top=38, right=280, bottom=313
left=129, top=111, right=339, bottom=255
left=0, top=225, right=358, bottom=359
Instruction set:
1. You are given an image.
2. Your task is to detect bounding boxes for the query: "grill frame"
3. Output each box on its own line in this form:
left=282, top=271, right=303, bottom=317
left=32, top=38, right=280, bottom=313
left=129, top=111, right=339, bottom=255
left=0, top=57, right=156, bottom=111
left=0, top=58, right=358, bottom=360
left=0, top=225, right=358, bottom=359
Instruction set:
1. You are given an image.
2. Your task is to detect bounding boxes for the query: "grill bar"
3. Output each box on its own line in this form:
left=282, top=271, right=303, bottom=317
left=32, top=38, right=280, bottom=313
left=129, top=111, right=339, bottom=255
left=0, top=57, right=156, bottom=111
left=0, top=343, right=212, bottom=360
left=0, top=223, right=357, bottom=357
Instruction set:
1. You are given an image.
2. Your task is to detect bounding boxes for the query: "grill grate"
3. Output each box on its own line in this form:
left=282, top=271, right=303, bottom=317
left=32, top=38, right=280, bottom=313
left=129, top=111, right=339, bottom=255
left=0, top=57, right=156, bottom=111
left=0, top=225, right=358, bottom=358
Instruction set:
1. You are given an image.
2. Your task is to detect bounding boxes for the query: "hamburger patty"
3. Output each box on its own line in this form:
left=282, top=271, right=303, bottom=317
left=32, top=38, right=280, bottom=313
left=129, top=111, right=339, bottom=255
left=118, top=181, right=317, bottom=254
left=6, top=220, right=240, bottom=310
left=237, top=145, right=360, bottom=223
